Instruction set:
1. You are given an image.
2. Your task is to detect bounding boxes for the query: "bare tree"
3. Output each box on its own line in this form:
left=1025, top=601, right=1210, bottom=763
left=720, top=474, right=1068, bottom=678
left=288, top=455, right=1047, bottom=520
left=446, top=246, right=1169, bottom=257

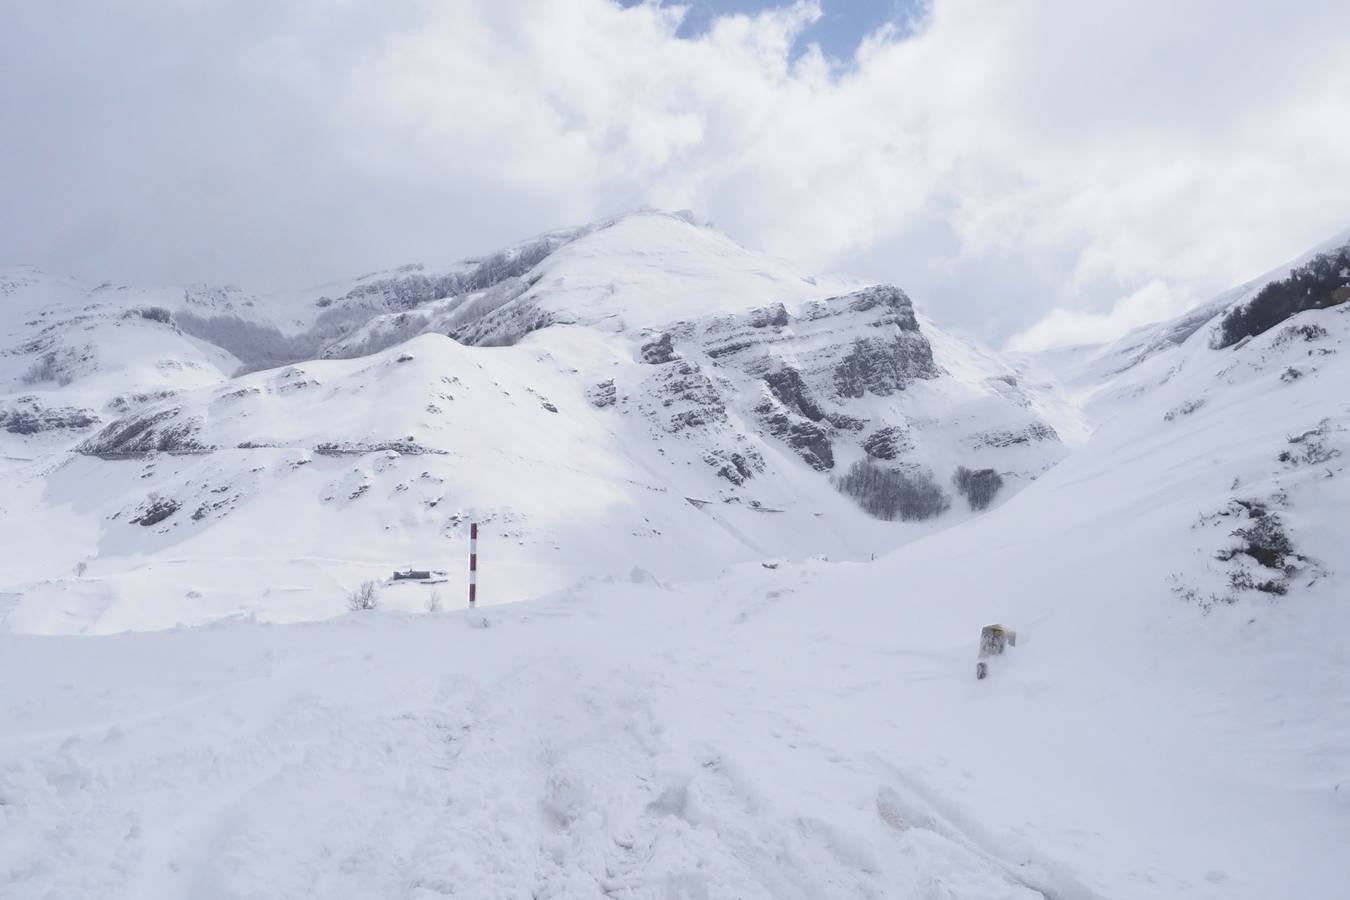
left=833, top=460, right=950, bottom=521
left=953, top=466, right=1004, bottom=511
left=348, top=580, right=380, bottom=611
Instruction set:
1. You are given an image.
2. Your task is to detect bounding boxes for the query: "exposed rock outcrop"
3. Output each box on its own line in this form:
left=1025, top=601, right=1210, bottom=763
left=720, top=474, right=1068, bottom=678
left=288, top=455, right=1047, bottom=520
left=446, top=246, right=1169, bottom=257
left=587, top=380, right=617, bottom=408
left=647, top=361, right=727, bottom=434
left=754, top=399, right=834, bottom=471
left=131, top=496, right=181, bottom=526
left=967, top=423, right=1059, bottom=450
left=78, top=408, right=214, bottom=457
left=640, top=333, right=678, bottom=364
left=705, top=449, right=764, bottom=485
left=833, top=333, right=938, bottom=399
left=862, top=425, right=912, bottom=460
left=762, top=367, right=825, bottom=422
left=0, top=398, right=99, bottom=435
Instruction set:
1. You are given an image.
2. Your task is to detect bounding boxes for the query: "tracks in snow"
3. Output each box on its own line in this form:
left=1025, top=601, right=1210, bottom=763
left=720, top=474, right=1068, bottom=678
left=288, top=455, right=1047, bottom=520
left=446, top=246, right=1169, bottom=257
left=0, top=599, right=1103, bottom=899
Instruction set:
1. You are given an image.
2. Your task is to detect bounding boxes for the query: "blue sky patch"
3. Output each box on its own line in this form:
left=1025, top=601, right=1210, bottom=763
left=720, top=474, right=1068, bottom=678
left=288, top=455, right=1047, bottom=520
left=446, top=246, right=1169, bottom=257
left=618, top=0, right=928, bottom=61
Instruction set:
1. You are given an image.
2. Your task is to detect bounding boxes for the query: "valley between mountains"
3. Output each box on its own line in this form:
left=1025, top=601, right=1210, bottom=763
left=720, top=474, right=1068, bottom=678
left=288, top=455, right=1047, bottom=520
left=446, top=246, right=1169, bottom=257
left=1, top=211, right=1347, bottom=899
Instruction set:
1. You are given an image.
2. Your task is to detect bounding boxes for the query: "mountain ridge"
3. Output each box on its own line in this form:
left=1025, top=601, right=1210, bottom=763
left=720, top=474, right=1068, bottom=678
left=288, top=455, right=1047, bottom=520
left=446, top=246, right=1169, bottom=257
left=0, top=211, right=1065, bottom=632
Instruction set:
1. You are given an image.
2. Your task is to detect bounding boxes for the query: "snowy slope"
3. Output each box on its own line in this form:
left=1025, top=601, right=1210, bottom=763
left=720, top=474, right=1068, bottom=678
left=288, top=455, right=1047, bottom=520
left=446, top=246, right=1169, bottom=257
left=789, top=294, right=1350, bottom=899
left=442, top=211, right=861, bottom=345
left=0, top=267, right=239, bottom=454
left=1019, top=225, right=1350, bottom=428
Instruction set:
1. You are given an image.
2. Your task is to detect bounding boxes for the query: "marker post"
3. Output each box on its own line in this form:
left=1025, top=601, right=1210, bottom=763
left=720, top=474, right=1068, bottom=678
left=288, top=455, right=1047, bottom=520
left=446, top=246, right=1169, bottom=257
left=468, top=522, right=478, bottom=608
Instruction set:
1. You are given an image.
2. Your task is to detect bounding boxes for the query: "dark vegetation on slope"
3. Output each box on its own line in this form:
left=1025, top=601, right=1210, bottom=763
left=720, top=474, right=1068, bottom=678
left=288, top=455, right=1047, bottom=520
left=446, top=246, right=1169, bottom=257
left=1217, top=505, right=1295, bottom=571
left=833, top=459, right=950, bottom=521
left=1182, top=495, right=1318, bottom=610
left=1213, top=500, right=1310, bottom=597
left=1164, top=398, right=1206, bottom=422
left=1279, top=419, right=1339, bottom=467
left=127, top=306, right=172, bottom=324
left=1215, top=245, right=1350, bottom=348
left=953, top=466, right=1004, bottom=511
left=18, top=347, right=90, bottom=386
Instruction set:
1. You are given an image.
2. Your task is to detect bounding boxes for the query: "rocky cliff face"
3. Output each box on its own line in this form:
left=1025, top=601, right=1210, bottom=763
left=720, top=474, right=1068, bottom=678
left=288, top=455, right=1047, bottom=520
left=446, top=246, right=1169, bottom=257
left=623, top=285, right=944, bottom=481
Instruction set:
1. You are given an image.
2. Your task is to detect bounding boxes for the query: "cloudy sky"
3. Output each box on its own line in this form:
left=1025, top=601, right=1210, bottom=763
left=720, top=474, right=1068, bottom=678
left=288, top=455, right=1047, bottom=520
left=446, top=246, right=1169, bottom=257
left=3, top=0, right=1349, bottom=349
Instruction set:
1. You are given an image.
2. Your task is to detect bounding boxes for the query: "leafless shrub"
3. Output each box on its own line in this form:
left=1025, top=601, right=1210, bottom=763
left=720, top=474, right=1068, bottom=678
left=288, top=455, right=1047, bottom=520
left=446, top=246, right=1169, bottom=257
left=1163, top=398, right=1206, bottom=421
left=125, top=306, right=171, bottom=324
left=348, top=580, right=380, bottom=611
left=1279, top=419, right=1339, bottom=466
left=20, top=352, right=60, bottom=385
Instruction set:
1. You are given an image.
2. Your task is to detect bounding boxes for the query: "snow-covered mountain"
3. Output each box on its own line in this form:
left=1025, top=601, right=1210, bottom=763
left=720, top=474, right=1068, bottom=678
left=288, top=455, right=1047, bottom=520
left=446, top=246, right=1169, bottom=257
left=1, top=215, right=1347, bottom=900
left=1019, top=224, right=1350, bottom=427
left=0, top=211, right=1065, bottom=632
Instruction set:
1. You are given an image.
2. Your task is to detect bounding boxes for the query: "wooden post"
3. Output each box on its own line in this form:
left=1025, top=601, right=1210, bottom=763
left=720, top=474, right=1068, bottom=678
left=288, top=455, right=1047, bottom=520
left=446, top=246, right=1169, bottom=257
left=468, top=522, right=478, bottom=608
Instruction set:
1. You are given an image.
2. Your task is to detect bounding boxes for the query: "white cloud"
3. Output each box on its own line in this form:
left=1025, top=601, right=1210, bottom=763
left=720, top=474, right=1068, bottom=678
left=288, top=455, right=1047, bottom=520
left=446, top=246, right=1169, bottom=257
left=3, top=0, right=1349, bottom=347
left=1006, top=280, right=1198, bottom=353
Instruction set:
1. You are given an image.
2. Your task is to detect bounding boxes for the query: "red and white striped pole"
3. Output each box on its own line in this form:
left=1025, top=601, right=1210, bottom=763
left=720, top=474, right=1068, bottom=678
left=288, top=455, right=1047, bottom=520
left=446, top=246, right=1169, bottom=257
left=468, top=522, right=478, bottom=608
